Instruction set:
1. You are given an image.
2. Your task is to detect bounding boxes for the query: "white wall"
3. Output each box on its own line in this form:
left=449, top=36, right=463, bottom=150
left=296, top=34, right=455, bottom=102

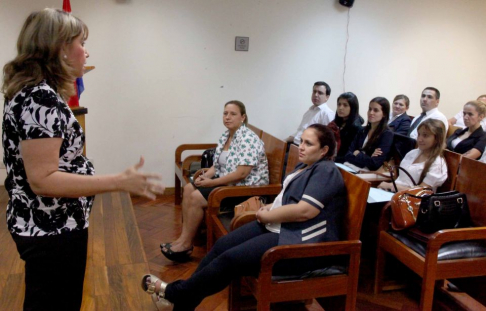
left=1, top=0, right=485, bottom=186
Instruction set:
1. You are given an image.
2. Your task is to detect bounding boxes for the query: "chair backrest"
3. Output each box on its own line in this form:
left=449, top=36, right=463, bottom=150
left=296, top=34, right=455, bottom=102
left=455, top=156, right=486, bottom=227
left=284, top=144, right=300, bottom=178
left=391, top=133, right=417, bottom=164
left=247, top=124, right=263, bottom=138
left=437, top=149, right=462, bottom=192
left=339, top=168, right=371, bottom=240
left=447, top=125, right=461, bottom=138
left=261, top=132, right=286, bottom=185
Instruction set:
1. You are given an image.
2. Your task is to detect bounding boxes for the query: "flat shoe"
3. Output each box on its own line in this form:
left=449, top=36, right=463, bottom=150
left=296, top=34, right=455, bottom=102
left=141, top=274, right=172, bottom=309
left=160, top=244, right=193, bottom=263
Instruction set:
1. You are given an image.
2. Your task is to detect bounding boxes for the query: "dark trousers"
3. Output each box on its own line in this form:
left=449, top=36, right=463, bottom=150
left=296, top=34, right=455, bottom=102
left=12, top=229, right=89, bottom=311
left=165, top=221, right=279, bottom=310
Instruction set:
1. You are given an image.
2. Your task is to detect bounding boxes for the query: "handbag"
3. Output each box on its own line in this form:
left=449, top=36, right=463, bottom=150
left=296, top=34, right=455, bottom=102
left=201, top=148, right=216, bottom=168
left=389, top=166, right=433, bottom=231
left=416, top=191, right=471, bottom=233
left=230, top=196, right=265, bottom=229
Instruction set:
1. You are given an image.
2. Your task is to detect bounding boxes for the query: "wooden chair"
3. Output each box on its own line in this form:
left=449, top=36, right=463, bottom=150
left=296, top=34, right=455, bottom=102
left=374, top=156, right=486, bottom=311
left=247, top=124, right=263, bottom=138
left=228, top=168, right=371, bottom=311
left=206, top=132, right=287, bottom=250
left=174, top=124, right=262, bottom=205
left=447, top=125, right=461, bottom=138
left=437, top=149, right=462, bottom=193
left=284, top=144, right=300, bottom=177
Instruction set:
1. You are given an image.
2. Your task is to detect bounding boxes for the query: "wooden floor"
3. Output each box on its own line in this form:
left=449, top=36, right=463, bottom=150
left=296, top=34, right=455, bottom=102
left=0, top=189, right=484, bottom=310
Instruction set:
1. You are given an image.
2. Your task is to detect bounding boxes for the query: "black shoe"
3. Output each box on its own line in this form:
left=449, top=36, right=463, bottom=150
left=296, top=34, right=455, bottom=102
left=160, top=242, right=193, bottom=262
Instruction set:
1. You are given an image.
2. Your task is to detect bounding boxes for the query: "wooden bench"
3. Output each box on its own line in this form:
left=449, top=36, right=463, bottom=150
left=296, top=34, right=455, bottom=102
left=0, top=190, right=152, bottom=310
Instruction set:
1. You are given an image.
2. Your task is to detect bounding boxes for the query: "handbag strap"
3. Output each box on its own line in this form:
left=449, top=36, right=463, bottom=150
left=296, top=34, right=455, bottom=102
left=389, top=166, right=418, bottom=192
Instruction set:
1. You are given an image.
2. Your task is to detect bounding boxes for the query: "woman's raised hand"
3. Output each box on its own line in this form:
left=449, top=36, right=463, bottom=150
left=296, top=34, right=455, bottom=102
left=117, top=157, right=165, bottom=200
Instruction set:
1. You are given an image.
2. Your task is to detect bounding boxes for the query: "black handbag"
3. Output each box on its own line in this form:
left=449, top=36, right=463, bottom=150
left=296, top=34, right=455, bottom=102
left=388, top=166, right=471, bottom=233
left=201, top=148, right=216, bottom=168
left=416, top=191, right=471, bottom=233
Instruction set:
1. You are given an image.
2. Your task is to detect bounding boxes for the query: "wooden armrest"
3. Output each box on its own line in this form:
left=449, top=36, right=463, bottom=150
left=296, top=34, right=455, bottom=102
left=426, top=227, right=486, bottom=250
left=259, top=240, right=362, bottom=274
left=206, top=184, right=283, bottom=214
left=175, top=143, right=217, bottom=163
left=377, top=202, right=392, bottom=233
left=230, top=212, right=257, bottom=230
left=181, top=155, right=203, bottom=175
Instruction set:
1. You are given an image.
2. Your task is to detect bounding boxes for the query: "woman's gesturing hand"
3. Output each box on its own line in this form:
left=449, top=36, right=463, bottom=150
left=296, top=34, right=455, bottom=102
left=117, top=157, right=165, bottom=200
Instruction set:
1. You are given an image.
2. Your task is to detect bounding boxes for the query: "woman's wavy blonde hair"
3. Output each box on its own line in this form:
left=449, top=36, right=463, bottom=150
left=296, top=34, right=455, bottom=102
left=2, top=8, right=88, bottom=101
left=416, top=119, right=446, bottom=184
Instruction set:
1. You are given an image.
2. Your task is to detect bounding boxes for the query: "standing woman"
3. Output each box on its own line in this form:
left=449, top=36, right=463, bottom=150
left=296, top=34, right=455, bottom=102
left=344, top=97, right=393, bottom=171
left=446, top=100, right=486, bottom=160
left=330, top=92, right=364, bottom=163
left=388, top=94, right=411, bottom=135
left=2, top=9, right=164, bottom=310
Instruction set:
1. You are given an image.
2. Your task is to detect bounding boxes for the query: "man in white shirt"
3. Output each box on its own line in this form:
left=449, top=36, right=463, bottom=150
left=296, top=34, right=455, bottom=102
left=407, top=87, right=448, bottom=140
left=448, top=94, right=486, bottom=131
left=286, top=81, right=334, bottom=145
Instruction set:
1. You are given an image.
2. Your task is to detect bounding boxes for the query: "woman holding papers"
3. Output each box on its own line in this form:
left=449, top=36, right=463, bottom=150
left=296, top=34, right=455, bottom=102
left=378, top=119, right=447, bottom=192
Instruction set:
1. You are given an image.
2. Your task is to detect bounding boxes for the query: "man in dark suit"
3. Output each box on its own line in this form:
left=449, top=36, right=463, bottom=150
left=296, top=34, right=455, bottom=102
left=388, top=94, right=411, bottom=135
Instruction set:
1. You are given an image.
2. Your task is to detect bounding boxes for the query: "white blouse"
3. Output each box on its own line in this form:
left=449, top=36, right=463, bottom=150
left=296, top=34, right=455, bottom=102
left=265, top=169, right=302, bottom=233
left=395, top=149, right=447, bottom=192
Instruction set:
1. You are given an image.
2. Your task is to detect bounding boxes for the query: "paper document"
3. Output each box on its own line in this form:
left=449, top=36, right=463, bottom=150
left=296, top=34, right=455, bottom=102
left=367, top=187, right=394, bottom=203
left=334, top=162, right=358, bottom=174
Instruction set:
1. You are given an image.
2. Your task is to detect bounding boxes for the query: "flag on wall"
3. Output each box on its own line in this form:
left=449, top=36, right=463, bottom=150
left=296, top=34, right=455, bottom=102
left=63, top=0, right=84, bottom=107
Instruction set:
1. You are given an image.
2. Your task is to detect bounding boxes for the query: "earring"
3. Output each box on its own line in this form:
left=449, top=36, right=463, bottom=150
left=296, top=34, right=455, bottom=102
left=63, top=55, right=67, bottom=59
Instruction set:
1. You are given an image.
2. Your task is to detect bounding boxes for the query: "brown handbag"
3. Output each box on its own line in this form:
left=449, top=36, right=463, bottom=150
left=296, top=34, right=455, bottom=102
left=230, top=196, right=265, bottom=230
left=391, top=187, right=433, bottom=230
left=388, top=166, right=433, bottom=231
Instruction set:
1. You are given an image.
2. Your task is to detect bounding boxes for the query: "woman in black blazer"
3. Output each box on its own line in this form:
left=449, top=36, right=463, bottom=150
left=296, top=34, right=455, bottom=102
left=388, top=94, right=411, bottom=135
left=344, top=97, right=394, bottom=171
left=330, top=92, right=364, bottom=163
left=446, top=100, right=486, bottom=159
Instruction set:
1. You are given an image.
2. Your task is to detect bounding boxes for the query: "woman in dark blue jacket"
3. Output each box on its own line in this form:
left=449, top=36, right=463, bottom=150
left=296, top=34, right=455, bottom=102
left=344, top=97, right=393, bottom=171
left=388, top=95, right=411, bottom=135
left=330, top=92, right=364, bottom=163
left=141, top=124, right=347, bottom=310
left=446, top=100, right=486, bottom=160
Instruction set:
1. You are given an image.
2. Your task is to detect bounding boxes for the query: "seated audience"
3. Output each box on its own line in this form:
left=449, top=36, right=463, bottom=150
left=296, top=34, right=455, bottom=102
left=160, top=100, right=269, bottom=262
left=330, top=92, right=364, bottom=163
left=388, top=94, right=411, bottom=135
left=286, top=81, right=334, bottom=145
left=448, top=95, right=486, bottom=131
left=142, top=125, right=347, bottom=310
left=379, top=119, right=447, bottom=192
left=408, top=87, right=448, bottom=140
left=446, top=100, right=486, bottom=159
left=344, top=97, right=393, bottom=171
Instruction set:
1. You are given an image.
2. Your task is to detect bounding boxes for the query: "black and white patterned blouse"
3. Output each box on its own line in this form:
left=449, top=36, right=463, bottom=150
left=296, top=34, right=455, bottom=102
left=2, top=80, right=95, bottom=236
